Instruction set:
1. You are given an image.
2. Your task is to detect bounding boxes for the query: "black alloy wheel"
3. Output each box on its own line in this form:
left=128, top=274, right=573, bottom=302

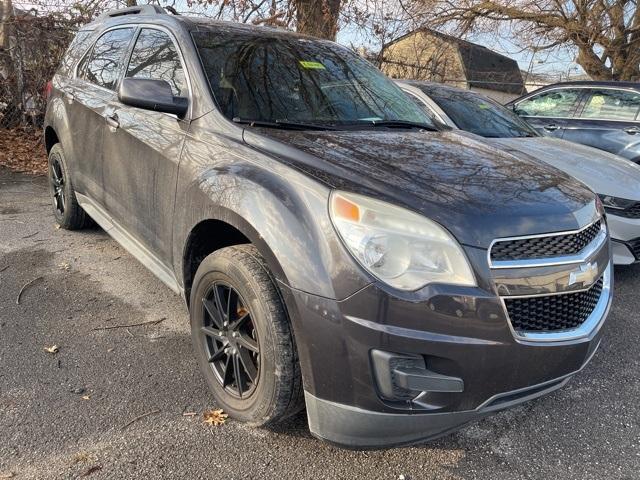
left=50, top=155, right=66, bottom=216
left=200, top=282, right=260, bottom=398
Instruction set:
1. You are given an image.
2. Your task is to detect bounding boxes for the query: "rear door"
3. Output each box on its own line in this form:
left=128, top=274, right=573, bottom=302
left=562, top=88, right=640, bottom=162
left=101, top=26, right=190, bottom=262
left=513, top=87, right=585, bottom=138
left=70, top=27, right=136, bottom=204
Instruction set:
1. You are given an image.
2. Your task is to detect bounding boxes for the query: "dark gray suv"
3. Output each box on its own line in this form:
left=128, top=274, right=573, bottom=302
left=44, top=6, right=612, bottom=448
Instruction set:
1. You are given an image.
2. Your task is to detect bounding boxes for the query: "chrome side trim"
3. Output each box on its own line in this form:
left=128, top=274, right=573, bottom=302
left=488, top=219, right=607, bottom=269
left=500, top=263, right=612, bottom=343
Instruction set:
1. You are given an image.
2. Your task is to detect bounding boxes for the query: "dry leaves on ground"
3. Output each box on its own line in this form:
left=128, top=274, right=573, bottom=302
left=203, top=409, right=228, bottom=426
left=0, top=128, right=47, bottom=175
left=44, top=345, right=59, bottom=354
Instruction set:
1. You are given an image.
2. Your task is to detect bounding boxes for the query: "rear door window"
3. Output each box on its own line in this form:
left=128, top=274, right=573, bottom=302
left=59, top=30, right=94, bottom=77
left=125, top=28, right=187, bottom=96
left=79, top=28, right=135, bottom=90
left=514, top=89, right=582, bottom=118
left=579, top=89, right=640, bottom=121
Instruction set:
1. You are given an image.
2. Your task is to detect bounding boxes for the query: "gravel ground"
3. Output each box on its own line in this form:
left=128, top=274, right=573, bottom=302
left=1, top=167, right=638, bottom=480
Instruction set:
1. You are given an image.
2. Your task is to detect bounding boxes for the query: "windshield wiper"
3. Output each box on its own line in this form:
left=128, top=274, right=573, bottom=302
left=363, top=120, right=439, bottom=131
left=232, top=117, right=338, bottom=131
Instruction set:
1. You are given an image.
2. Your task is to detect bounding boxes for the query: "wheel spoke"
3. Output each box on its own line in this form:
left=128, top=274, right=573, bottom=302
left=208, top=347, right=226, bottom=363
left=59, top=191, right=65, bottom=212
left=233, top=353, right=245, bottom=398
left=51, top=163, right=62, bottom=186
left=227, top=288, right=238, bottom=321
left=237, top=346, right=257, bottom=382
left=236, top=332, right=259, bottom=353
left=201, top=326, right=225, bottom=340
left=202, top=298, right=224, bottom=329
left=213, top=285, right=228, bottom=323
left=228, top=312, right=250, bottom=331
left=222, top=355, right=233, bottom=388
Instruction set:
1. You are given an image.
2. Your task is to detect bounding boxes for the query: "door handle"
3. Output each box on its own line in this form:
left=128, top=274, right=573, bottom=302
left=105, top=114, right=120, bottom=131
left=543, top=124, right=560, bottom=132
left=624, top=126, right=640, bottom=135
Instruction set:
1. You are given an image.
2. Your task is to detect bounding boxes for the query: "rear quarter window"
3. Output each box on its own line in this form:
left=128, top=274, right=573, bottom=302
left=58, top=30, right=94, bottom=77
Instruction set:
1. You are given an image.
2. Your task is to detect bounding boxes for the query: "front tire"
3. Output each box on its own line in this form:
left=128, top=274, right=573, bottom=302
left=190, top=245, right=304, bottom=426
left=47, top=143, right=89, bottom=230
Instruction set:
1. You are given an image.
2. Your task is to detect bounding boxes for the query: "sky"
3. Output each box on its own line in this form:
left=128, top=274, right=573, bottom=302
left=14, top=0, right=581, bottom=79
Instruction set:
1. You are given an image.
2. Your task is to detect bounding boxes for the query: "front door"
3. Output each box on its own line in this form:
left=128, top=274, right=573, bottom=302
left=513, top=87, right=585, bottom=139
left=101, top=27, right=190, bottom=262
left=68, top=27, right=136, bottom=204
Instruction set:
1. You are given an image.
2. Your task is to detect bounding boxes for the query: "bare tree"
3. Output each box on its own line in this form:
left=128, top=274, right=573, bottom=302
left=411, top=0, right=640, bottom=81
left=189, top=0, right=344, bottom=39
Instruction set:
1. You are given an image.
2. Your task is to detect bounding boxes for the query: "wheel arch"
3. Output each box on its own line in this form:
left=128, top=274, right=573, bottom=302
left=180, top=209, right=290, bottom=306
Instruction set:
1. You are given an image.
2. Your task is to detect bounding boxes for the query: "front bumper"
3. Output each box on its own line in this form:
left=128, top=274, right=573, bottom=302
left=608, top=214, right=640, bottom=264
left=305, top=341, right=599, bottom=448
left=280, top=236, right=611, bottom=448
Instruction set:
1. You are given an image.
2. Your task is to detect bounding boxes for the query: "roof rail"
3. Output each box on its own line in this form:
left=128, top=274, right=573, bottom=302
left=96, top=5, right=165, bottom=21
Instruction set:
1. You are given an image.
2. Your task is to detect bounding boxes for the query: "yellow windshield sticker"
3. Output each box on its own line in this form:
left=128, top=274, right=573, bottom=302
left=299, top=61, right=326, bottom=70
left=478, top=104, right=490, bottom=109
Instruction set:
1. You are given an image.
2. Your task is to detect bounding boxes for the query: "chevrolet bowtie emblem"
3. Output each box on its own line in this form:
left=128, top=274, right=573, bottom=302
left=568, top=262, right=598, bottom=287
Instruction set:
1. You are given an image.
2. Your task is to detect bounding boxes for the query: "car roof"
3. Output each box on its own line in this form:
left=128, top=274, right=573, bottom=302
left=84, top=6, right=319, bottom=43
left=538, top=80, right=640, bottom=89
left=396, top=80, right=493, bottom=101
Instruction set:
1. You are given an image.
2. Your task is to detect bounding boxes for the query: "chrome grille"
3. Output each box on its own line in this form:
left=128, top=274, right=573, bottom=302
left=491, top=221, right=601, bottom=262
left=504, top=277, right=603, bottom=333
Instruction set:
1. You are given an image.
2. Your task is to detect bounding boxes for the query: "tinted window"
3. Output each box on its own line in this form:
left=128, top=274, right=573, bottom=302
left=580, top=89, right=640, bottom=121
left=81, top=28, right=135, bottom=90
left=59, top=30, right=93, bottom=76
left=126, top=29, right=187, bottom=96
left=192, top=30, right=433, bottom=127
left=427, top=89, right=537, bottom=138
left=515, top=89, right=582, bottom=117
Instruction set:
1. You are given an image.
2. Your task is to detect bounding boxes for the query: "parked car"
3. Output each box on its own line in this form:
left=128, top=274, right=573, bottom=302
left=45, top=6, right=612, bottom=449
left=398, top=80, right=640, bottom=266
left=505, top=81, right=640, bottom=164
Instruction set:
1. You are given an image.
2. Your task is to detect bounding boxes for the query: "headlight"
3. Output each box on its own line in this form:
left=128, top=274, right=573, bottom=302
left=598, top=194, right=636, bottom=212
left=329, top=191, right=476, bottom=291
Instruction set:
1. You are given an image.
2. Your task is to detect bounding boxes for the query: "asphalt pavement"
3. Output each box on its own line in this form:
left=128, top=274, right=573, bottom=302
left=1, top=167, right=638, bottom=479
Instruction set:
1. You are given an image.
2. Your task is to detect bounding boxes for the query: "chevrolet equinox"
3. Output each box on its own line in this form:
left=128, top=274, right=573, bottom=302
left=44, top=5, right=613, bottom=448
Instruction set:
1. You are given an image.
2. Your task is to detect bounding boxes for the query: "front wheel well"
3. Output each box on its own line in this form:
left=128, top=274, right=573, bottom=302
left=44, top=126, right=59, bottom=154
left=183, top=220, right=250, bottom=303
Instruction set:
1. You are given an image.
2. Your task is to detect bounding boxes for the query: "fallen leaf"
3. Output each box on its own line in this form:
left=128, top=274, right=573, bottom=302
left=58, top=262, right=71, bottom=271
left=0, top=472, right=15, bottom=479
left=182, top=412, right=197, bottom=417
left=203, top=408, right=228, bottom=426
left=71, top=451, right=92, bottom=464
left=44, top=345, right=59, bottom=354
left=82, top=395, right=91, bottom=400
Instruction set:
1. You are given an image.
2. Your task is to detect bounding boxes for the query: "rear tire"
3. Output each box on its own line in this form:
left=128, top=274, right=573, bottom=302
left=190, top=245, right=304, bottom=426
left=48, top=143, right=89, bottom=230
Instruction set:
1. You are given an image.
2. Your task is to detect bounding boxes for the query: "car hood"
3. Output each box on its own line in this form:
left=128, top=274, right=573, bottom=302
left=487, top=137, right=640, bottom=201
left=243, top=128, right=597, bottom=249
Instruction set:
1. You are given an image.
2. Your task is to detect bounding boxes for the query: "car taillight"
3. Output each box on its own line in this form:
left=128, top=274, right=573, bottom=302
left=45, top=80, right=53, bottom=101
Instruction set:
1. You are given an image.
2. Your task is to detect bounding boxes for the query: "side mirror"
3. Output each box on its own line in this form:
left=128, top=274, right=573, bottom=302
left=118, top=78, right=188, bottom=118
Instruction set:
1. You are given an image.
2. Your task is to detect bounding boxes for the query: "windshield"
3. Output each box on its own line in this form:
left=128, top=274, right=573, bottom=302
left=426, top=89, right=538, bottom=138
left=192, top=29, right=436, bottom=129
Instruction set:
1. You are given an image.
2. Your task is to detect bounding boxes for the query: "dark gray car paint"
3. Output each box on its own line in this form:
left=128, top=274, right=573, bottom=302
left=45, top=12, right=609, bottom=448
left=508, top=81, right=640, bottom=164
